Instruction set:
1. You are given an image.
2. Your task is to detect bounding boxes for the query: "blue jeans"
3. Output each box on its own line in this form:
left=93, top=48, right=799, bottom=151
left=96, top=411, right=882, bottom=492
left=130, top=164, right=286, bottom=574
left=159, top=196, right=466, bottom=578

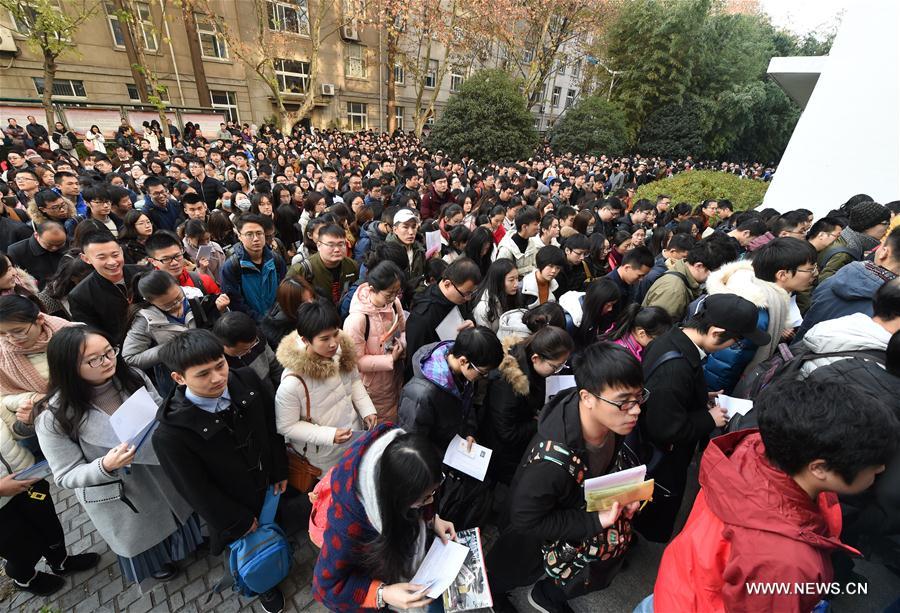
left=633, top=594, right=654, bottom=613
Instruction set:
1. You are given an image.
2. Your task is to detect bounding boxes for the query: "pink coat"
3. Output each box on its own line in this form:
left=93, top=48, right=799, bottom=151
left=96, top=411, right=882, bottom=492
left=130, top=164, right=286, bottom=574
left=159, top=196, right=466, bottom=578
left=343, top=283, right=407, bottom=422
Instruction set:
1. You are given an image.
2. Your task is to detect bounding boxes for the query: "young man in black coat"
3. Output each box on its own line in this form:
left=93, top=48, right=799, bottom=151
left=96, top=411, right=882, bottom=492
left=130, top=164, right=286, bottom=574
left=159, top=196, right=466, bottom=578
left=635, top=293, right=770, bottom=543
left=404, top=257, right=481, bottom=380
left=486, top=343, right=646, bottom=613
left=152, top=330, right=288, bottom=613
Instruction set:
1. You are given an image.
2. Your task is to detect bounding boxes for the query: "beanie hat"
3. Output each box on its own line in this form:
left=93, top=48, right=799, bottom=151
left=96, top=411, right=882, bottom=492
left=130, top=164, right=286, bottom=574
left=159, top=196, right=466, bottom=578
left=849, top=201, right=890, bottom=232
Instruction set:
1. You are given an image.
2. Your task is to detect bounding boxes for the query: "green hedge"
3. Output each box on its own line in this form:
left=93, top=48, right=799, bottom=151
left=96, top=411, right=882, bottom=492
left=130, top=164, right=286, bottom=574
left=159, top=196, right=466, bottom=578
left=634, top=170, right=769, bottom=211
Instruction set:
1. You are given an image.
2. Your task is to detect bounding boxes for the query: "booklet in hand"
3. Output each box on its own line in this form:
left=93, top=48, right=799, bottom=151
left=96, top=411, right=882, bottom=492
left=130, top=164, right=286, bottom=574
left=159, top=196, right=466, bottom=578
left=442, top=528, right=493, bottom=612
left=584, top=465, right=654, bottom=512
left=410, top=537, right=469, bottom=599
left=13, top=460, right=52, bottom=481
left=108, top=387, right=159, bottom=453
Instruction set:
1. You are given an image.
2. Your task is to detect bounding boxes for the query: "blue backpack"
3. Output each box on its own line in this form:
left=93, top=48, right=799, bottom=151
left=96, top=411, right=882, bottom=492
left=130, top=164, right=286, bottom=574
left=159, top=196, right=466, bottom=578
left=214, top=487, right=293, bottom=598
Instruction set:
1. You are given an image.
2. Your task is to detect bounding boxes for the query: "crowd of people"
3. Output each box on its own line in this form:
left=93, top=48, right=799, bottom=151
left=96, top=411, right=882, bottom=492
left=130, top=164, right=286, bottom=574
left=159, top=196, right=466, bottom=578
left=0, top=116, right=898, bottom=613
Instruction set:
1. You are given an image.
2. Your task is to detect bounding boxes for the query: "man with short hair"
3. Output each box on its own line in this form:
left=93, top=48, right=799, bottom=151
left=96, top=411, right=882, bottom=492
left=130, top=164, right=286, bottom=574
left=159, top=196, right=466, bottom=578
left=726, top=218, right=768, bottom=256
left=419, top=170, right=455, bottom=220
left=608, top=246, right=654, bottom=306
left=643, top=239, right=732, bottom=319
left=70, top=232, right=143, bottom=344
left=391, top=165, right=421, bottom=209
left=636, top=293, right=770, bottom=542
left=799, top=227, right=900, bottom=338
left=24, top=115, right=49, bottom=145
left=819, top=201, right=891, bottom=283
left=320, top=166, right=342, bottom=206
left=29, top=188, right=80, bottom=237
left=806, top=217, right=843, bottom=253
left=220, top=214, right=286, bottom=322
left=596, top=198, right=624, bottom=239
left=635, top=233, right=695, bottom=304
left=188, top=159, right=229, bottom=210
left=181, top=192, right=208, bottom=222
left=616, top=199, right=655, bottom=234
left=556, top=233, right=593, bottom=295
left=12, top=169, right=40, bottom=208
left=655, top=194, right=671, bottom=219
left=385, top=207, right=426, bottom=283
left=6, top=221, right=67, bottom=288
left=213, top=311, right=282, bottom=396
left=142, top=176, right=184, bottom=232
left=495, top=205, right=541, bottom=277
left=82, top=184, right=122, bottom=238
left=152, top=329, right=288, bottom=613
left=295, top=223, right=358, bottom=306
left=404, top=257, right=481, bottom=377
left=145, top=230, right=220, bottom=295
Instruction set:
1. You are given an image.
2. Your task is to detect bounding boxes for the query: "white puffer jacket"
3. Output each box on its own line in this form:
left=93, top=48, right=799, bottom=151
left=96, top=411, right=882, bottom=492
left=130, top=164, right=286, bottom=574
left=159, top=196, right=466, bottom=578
left=0, top=411, right=35, bottom=509
left=274, top=331, right=376, bottom=472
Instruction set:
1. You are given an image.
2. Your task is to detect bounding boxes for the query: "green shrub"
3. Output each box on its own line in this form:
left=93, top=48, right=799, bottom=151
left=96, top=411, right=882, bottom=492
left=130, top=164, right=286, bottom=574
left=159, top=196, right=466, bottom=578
left=548, top=96, right=631, bottom=157
left=427, top=69, right=537, bottom=163
left=635, top=170, right=768, bottom=211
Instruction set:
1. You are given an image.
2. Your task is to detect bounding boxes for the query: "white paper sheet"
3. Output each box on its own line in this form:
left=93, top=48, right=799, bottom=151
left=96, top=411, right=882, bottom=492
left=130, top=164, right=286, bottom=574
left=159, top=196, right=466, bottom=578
left=717, top=395, right=754, bottom=420
left=787, top=294, right=803, bottom=328
left=545, top=375, right=576, bottom=403
left=197, top=243, right=212, bottom=262
left=108, top=387, right=159, bottom=448
left=14, top=460, right=52, bottom=481
left=584, top=465, right=646, bottom=494
left=443, top=434, right=493, bottom=482
left=425, top=230, right=443, bottom=255
left=436, top=306, right=465, bottom=341
left=410, top=538, right=470, bottom=599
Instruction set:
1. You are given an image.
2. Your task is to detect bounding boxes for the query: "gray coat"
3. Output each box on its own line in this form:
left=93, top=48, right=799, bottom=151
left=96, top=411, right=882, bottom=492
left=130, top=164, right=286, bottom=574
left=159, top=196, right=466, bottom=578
left=122, top=306, right=196, bottom=370
left=35, top=374, right=194, bottom=558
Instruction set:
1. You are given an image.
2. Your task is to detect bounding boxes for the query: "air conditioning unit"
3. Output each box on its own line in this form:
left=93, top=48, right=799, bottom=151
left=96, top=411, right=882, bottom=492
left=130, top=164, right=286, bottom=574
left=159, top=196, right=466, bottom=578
left=341, top=23, right=359, bottom=40
left=0, top=25, right=19, bottom=54
left=321, top=83, right=335, bottom=96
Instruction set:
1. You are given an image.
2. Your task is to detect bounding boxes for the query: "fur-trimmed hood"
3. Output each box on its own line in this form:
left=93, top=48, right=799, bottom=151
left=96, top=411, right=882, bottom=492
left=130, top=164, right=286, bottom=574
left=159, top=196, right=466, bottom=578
left=498, top=337, right=530, bottom=396
left=705, top=260, right=769, bottom=308
left=275, top=330, right=358, bottom=380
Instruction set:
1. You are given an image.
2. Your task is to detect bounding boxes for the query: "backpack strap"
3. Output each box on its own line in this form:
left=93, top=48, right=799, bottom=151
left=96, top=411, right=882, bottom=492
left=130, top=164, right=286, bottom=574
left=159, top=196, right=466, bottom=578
left=188, top=271, right=207, bottom=294
left=644, top=350, right=684, bottom=379
left=259, top=487, right=281, bottom=526
left=820, top=245, right=861, bottom=267
left=364, top=314, right=370, bottom=341
left=525, top=440, right=586, bottom=485
left=662, top=270, right=689, bottom=288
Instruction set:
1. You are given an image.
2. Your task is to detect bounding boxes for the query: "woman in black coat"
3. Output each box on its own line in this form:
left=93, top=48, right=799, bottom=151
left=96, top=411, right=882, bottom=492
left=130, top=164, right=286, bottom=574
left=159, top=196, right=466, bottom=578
left=485, top=326, right=574, bottom=483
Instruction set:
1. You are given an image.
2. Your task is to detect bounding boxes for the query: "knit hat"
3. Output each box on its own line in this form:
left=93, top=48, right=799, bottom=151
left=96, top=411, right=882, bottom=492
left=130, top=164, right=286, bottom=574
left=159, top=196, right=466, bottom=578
left=849, top=201, right=890, bottom=232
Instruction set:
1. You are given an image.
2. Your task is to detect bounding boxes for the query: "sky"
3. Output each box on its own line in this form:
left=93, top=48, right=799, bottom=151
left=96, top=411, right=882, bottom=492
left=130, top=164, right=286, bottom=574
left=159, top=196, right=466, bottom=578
left=758, top=0, right=848, bottom=36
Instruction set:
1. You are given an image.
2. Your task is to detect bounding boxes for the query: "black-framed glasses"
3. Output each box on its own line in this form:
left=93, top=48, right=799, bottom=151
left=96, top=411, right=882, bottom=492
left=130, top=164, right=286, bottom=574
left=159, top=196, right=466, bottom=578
left=0, top=321, right=34, bottom=339
left=412, top=472, right=446, bottom=508
left=154, top=289, right=186, bottom=313
left=468, top=363, right=489, bottom=377
left=150, top=252, right=184, bottom=266
left=83, top=347, right=119, bottom=369
left=450, top=280, right=476, bottom=300
left=589, top=388, right=651, bottom=411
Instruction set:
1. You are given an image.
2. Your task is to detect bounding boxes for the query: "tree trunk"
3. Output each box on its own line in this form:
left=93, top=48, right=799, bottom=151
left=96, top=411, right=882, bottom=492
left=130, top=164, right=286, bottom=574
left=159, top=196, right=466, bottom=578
left=113, top=0, right=149, bottom=102
left=182, top=2, right=211, bottom=107
left=41, top=50, right=56, bottom=130
left=385, top=27, right=399, bottom=133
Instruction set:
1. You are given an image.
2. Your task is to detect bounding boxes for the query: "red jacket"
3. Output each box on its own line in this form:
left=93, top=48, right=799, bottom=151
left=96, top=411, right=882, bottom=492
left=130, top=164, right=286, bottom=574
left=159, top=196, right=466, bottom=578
left=653, top=430, right=857, bottom=613
left=177, top=268, right=219, bottom=295
left=419, top=184, right=455, bottom=220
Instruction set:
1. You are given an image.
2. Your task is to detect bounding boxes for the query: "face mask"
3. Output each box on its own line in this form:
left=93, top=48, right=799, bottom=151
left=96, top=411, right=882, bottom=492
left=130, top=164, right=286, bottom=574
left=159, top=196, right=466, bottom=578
left=221, top=198, right=232, bottom=210
left=236, top=199, right=251, bottom=212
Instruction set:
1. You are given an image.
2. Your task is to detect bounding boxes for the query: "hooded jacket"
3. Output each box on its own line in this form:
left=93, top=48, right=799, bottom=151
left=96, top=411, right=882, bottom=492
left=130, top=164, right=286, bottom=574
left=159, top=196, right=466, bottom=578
left=484, top=339, right=546, bottom=483
left=353, top=219, right=388, bottom=261
left=399, top=342, right=477, bottom=452
left=798, top=261, right=897, bottom=341
left=521, top=269, right=559, bottom=309
left=641, top=257, right=701, bottom=321
left=799, top=312, right=891, bottom=376
left=386, top=232, right=426, bottom=284
left=495, top=231, right=539, bottom=277
left=654, top=430, right=855, bottom=613
left=274, top=331, right=376, bottom=473
left=344, top=283, right=407, bottom=422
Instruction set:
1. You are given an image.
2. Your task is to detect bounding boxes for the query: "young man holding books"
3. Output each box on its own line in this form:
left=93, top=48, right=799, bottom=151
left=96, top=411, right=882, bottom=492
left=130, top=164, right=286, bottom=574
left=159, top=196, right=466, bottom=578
left=487, top=343, right=646, bottom=613
left=643, top=379, right=897, bottom=612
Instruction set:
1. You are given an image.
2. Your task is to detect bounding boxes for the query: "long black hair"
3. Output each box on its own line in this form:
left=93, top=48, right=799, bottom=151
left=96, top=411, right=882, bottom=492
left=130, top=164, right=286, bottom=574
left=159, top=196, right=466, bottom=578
left=516, top=325, right=573, bottom=367
left=362, top=432, right=443, bottom=583
left=578, top=278, right=621, bottom=348
left=464, top=226, right=494, bottom=276
left=473, top=258, right=521, bottom=324
left=36, top=326, right=144, bottom=441
left=599, top=304, right=672, bottom=342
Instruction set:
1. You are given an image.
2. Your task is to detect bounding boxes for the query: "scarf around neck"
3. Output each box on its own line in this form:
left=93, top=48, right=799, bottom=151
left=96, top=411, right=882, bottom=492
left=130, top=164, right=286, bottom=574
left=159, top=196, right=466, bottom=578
left=0, top=315, right=74, bottom=396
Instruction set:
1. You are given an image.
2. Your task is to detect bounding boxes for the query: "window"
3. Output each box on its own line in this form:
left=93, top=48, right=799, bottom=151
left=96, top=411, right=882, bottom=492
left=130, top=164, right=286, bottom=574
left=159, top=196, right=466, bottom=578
left=425, top=112, right=434, bottom=128
left=104, top=2, right=157, bottom=51
left=551, top=86, right=561, bottom=108
left=12, top=1, right=65, bottom=40
left=393, top=63, right=404, bottom=85
left=127, top=83, right=140, bottom=101
left=424, top=59, right=438, bottom=89
left=347, top=102, right=367, bottom=130
left=274, top=58, right=310, bottom=94
left=571, top=60, right=580, bottom=78
left=33, top=77, right=86, bottom=98
left=523, top=48, right=534, bottom=63
left=566, top=88, right=576, bottom=107
left=196, top=14, right=228, bottom=59
left=211, top=90, right=239, bottom=123
left=450, top=66, right=464, bottom=92
left=557, top=59, right=566, bottom=76
left=267, top=0, right=309, bottom=35
left=389, top=106, right=404, bottom=130
left=345, top=43, right=366, bottom=79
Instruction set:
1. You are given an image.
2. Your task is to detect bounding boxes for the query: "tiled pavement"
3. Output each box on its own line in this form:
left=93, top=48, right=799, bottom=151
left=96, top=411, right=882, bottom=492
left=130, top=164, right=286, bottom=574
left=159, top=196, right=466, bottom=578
left=2, top=481, right=897, bottom=612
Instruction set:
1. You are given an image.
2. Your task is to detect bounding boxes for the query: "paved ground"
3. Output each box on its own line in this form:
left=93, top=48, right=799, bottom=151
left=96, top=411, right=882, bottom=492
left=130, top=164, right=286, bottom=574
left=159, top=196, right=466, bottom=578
left=1, top=476, right=897, bottom=613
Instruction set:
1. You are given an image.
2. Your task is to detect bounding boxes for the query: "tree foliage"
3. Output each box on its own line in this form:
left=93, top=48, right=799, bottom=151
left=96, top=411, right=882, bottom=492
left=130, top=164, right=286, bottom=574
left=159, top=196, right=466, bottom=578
left=427, top=69, right=537, bottom=163
left=635, top=170, right=769, bottom=212
left=548, top=95, right=630, bottom=157
left=597, top=0, right=834, bottom=161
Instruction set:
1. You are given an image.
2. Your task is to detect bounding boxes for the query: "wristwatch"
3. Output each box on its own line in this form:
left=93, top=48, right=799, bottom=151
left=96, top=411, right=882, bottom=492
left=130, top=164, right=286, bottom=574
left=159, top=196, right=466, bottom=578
left=376, top=582, right=386, bottom=609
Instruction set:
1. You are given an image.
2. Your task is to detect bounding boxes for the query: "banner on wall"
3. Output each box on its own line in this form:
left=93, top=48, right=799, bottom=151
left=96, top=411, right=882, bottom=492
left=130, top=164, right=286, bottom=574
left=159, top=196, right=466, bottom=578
left=61, top=108, right=124, bottom=138
left=180, top=112, right=227, bottom=138
left=0, top=105, right=49, bottom=137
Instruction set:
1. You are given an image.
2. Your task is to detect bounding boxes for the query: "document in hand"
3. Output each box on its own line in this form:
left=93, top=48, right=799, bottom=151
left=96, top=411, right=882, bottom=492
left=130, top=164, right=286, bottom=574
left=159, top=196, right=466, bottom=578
left=584, top=465, right=654, bottom=512
left=13, top=460, right=52, bottom=481
left=716, top=395, right=754, bottom=421
left=108, top=387, right=159, bottom=451
left=443, top=435, right=492, bottom=482
left=426, top=230, right=443, bottom=258
left=442, top=528, right=493, bottom=612
left=410, top=538, right=470, bottom=599
left=545, top=375, right=576, bottom=404
left=436, top=306, right=465, bottom=341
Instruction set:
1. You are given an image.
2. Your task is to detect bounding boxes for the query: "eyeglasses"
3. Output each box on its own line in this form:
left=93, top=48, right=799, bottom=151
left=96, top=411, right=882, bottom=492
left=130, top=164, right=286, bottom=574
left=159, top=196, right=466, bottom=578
left=83, top=347, right=119, bottom=369
left=568, top=249, right=587, bottom=259
left=154, top=289, right=185, bottom=312
left=0, top=321, right=34, bottom=339
left=42, top=203, right=68, bottom=212
left=451, top=280, right=476, bottom=300
left=135, top=219, right=152, bottom=227
left=241, top=231, right=265, bottom=239
left=235, top=337, right=260, bottom=358
left=150, top=251, right=184, bottom=266
left=468, top=362, right=489, bottom=378
left=412, top=472, right=446, bottom=508
left=317, top=240, right=345, bottom=251
left=588, top=388, right=651, bottom=411
left=795, top=265, right=819, bottom=275
left=541, top=357, right=568, bottom=374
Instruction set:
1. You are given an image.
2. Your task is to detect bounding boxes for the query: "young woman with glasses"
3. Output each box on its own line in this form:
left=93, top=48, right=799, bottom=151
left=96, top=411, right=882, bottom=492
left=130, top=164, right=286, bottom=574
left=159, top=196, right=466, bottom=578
left=35, top=326, right=202, bottom=586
